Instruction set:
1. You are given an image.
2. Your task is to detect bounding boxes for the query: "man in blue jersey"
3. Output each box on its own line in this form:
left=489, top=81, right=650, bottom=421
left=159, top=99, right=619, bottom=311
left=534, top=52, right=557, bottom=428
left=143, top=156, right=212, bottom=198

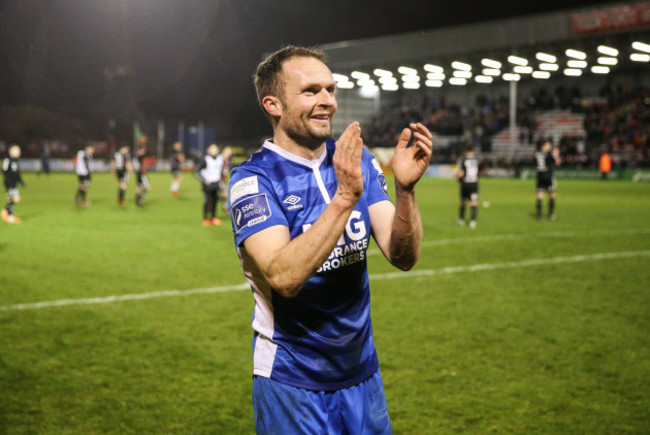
left=228, top=45, right=432, bottom=434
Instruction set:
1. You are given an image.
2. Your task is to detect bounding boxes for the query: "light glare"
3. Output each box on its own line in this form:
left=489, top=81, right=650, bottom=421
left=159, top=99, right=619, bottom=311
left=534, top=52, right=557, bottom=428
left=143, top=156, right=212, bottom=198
left=536, top=52, right=557, bottom=63
left=424, top=64, right=444, bottom=73
left=539, top=63, right=559, bottom=71
left=452, top=70, right=472, bottom=78
left=451, top=61, right=472, bottom=71
left=563, top=68, right=583, bottom=76
left=567, top=60, right=588, bottom=68
left=597, top=45, right=619, bottom=56
left=597, top=57, right=618, bottom=65
left=481, top=58, right=502, bottom=69
left=398, top=66, right=418, bottom=75
left=591, top=66, right=610, bottom=74
left=475, top=75, right=493, bottom=83
left=565, top=49, right=587, bottom=60
left=630, top=53, right=650, bottom=62
left=507, top=55, right=528, bottom=66
left=631, top=41, right=650, bottom=53
left=532, top=71, right=551, bottom=79
left=425, top=80, right=443, bottom=87
left=482, top=68, right=501, bottom=76
left=449, top=77, right=467, bottom=85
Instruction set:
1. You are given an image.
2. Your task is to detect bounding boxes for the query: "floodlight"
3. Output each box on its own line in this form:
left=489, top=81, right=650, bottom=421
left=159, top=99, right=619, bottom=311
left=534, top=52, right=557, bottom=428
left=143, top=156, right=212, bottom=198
left=539, top=63, right=559, bottom=71
left=565, top=49, right=587, bottom=60
left=513, top=66, right=533, bottom=74
left=502, top=73, right=521, bottom=81
left=481, top=58, right=502, bottom=69
left=424, top=64, right=444, bottom=73
left=350, top=71, right=370, bottom=80
left=426, top=72, right=446, bottom=80
left=449, top=77, right=467, bottom=85
left=507, top=55, right=528, bottom=66
left=591, top=66, right=610, bottom=74
left=597, top=57, right=618, bottom=65
left=398, top=66, right=418, bottom=75
left=567, top=60, right=588, bottom=68
left=373, top=68, right=393, bottom=77
left=381, top=84, right=399, bottom=91
left=597, top=45, right=618, bottom=56
left=359, top=86, right=379, bottom=97
left=532, top=71, right=551, bottom=79
left=452, top=70, right=472, bottom=78
left=475, top=75, right=493, bottom=83
left=403, top=82, right=420, bottom=89
left=451, top=61, right=471, bottom=71
left=630, top=53, right=650, bottom=62
left=482, top=68, right=501, bottom=76
left=337, top=82, right=354, bottom=89
left=536, top=52, right=557, bottom=63
left=563, top=68, right=582, bottom=76
left=631, top=41, right=650, bottom=53
left=332, top=73, right=349, bottom=82
left=378, top=76, right=398, bottom=85
left=401, top=75, right=420, bottom=83
left=425, top=80, right=444, bottom=87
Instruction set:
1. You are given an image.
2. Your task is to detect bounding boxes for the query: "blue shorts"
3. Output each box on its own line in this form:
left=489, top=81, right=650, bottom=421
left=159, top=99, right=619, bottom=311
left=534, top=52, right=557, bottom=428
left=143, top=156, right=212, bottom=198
left=252, top=370, right=392, bottom=434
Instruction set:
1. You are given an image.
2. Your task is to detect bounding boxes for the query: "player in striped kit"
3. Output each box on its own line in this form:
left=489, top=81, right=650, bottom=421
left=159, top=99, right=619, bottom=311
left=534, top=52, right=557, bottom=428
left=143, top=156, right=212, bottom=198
left=534, top=138, right=561, bottom=220
left=228, top=46, right=432, bottom=434
left=111, top=145, right=133, bottom=206
left=2, top=144, right=24, bottom=224
left=456, top=144, right=481, bottom=229
left=74, top=145, right=94, bottom=207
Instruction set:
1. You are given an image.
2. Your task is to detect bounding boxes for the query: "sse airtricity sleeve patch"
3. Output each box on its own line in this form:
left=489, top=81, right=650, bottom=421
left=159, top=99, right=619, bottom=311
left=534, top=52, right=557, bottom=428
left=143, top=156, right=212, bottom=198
left=232, top=193, right=272, bottom=233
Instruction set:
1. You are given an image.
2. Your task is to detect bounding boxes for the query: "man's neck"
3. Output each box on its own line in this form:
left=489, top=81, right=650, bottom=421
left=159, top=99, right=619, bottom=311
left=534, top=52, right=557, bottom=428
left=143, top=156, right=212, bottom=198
left=272, top=129, right=327, bottom=161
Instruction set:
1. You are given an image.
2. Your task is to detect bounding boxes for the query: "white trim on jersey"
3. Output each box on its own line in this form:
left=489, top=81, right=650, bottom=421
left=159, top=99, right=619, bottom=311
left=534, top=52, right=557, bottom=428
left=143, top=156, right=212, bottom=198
left=262, top=140, right=330, bottom=202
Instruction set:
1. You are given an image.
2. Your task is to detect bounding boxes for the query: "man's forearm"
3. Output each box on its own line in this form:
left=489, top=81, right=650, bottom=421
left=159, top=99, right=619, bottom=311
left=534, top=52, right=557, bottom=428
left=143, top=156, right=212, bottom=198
left=262, top=194, right=357, bottom=297
left=389, top=185, right=423, bottom=270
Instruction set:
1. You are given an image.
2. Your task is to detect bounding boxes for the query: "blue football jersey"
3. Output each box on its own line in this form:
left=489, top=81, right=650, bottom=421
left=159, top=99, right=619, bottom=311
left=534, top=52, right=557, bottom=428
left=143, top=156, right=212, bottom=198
left=228, top=138, right=391, bottom=391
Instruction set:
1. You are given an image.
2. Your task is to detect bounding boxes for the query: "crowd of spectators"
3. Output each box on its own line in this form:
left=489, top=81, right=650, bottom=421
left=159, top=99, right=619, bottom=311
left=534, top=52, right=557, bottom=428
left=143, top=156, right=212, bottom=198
left=363, top=83, right=650, bottom=169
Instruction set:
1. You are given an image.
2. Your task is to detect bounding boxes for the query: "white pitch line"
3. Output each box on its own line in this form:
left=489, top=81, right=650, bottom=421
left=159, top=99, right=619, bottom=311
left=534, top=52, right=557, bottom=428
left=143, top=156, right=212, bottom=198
left=367, top=227, right=650, bottom=255
left=1, top=250, right=649, bottom=312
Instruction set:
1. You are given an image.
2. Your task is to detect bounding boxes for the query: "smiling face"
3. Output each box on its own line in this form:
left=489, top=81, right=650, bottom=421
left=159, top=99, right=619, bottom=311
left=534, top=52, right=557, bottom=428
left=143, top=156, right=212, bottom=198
left=272, top=56, right=337, bottom=150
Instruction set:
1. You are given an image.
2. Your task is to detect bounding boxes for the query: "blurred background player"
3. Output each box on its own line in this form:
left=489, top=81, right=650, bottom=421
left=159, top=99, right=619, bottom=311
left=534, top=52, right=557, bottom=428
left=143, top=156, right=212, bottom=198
left=535, top=138, right=561, bottom=220
left=219, top=146, right=232, bottom=215
left=111, top=145, right=133, bottom=206
left=135, top=145, right=151, bottom=206
left=195, top=143, right=224, bottom=226
left=2, top=144, right=25, bottom=224
left=599, top=148, right=612, bottom=180
left=455, top=144, right=481, bottom=229
left=74, top=144, right=94, bottom=206
left=170, top=141, right=185, bottom=196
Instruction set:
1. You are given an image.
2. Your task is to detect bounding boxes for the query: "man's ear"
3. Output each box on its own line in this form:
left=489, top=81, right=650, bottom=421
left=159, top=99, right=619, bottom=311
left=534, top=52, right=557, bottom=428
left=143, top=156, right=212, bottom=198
left=262, top=96, right=282, bottom=118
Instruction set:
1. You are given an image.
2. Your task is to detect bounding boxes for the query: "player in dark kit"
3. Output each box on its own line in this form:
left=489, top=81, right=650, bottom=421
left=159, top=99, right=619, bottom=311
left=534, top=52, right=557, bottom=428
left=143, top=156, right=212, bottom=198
left=135, top=146, right=151, bottom=206
left=534, top=138, right=561, bottom=220
left=195, top=144, right=224, bottom=226
left=455, top=144, right=481, bottom=229
left=111, top=145, right=133, bottom=206
left=2, top=144, right=25, bottom=224
left=170, top=141, right=185, bottom=197
left=74, top=145, right=94, bottom=207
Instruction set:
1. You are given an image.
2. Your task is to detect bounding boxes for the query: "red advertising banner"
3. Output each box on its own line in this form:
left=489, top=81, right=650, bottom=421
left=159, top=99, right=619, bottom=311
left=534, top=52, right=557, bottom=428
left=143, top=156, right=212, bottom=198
left=572, top=3, right=650, bottom=34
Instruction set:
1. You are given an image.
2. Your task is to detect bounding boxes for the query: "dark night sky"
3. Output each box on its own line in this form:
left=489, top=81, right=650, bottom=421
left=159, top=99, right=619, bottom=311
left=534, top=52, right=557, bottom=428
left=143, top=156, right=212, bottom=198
left=0, top=0, right=618, bottom=140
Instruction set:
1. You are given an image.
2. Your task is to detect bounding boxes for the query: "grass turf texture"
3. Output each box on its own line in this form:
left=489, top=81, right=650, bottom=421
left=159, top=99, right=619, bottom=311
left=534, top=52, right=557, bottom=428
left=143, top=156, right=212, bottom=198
left=1, top=172, right=649, bottom=434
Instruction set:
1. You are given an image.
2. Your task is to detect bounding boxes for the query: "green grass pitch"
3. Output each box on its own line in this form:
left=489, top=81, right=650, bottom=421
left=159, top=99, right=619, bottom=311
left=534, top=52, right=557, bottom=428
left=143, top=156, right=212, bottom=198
left=1, top=171, right=649, bottom=434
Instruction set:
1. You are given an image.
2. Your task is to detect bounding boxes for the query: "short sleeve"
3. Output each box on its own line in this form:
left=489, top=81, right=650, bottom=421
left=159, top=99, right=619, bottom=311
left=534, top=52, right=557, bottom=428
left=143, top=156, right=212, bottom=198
left=228, top=167, right=289, bottom=246
left=363, top=149, right=391, bottom=206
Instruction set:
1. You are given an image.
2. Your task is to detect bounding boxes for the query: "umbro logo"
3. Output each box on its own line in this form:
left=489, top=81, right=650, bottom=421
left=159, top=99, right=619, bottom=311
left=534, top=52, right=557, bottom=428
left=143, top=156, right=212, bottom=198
left=283, top=195, right=303, bottom=211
